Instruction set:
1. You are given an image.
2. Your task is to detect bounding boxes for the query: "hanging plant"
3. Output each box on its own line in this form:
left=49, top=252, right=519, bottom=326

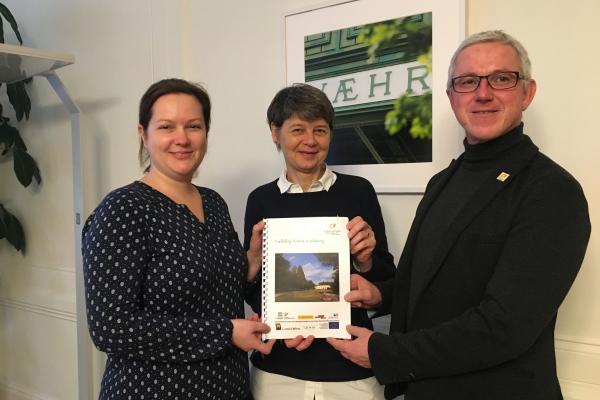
left=0, top=2, right=41, bottom=252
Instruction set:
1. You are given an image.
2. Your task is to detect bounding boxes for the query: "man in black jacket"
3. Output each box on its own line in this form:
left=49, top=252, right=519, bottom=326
left=328, top=30, right=591, bottom=400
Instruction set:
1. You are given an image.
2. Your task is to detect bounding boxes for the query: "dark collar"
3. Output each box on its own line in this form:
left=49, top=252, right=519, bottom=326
left=462, top=123, right=525, bottom=168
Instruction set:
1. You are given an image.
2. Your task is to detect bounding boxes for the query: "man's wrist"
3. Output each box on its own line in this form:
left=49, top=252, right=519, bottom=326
left=352, top=257, right=373, bottom=273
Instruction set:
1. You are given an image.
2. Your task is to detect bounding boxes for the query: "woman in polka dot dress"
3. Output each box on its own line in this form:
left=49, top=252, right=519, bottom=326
left=82, top=78, right=273, bottom=399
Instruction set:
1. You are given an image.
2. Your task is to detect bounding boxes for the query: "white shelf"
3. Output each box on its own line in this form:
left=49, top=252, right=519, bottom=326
left=0, top=42, right=74, bottom=83
left=0, top=43, right=88, bottom=398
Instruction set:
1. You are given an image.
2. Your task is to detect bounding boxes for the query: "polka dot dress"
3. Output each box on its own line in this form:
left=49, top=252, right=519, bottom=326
left=82, top=181, right=249, bottom=399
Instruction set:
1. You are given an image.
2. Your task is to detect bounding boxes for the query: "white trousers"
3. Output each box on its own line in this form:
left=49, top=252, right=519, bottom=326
left=251, top=367, right=385, bottom=400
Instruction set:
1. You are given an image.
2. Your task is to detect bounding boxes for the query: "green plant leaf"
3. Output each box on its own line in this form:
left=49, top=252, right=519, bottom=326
left=385, top=92, right=432, bottom=139
left=0, top=122, right=25, bottom=156
left=0, top=203, right=25, bottom=251
left=0, top=122, right=18, bottom=155
left=0, top=100, right=11, bottom=124
left=7, top=81, right=31, bottom=121
left=13, top=147, right=41, bottom=187
left=0, top=120, right=17, bottom=146
left=0, top=3, right=23, bottom=44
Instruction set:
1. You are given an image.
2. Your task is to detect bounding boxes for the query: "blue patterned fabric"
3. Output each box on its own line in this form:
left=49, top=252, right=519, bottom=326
left=83, top=181, right=249, bottom=399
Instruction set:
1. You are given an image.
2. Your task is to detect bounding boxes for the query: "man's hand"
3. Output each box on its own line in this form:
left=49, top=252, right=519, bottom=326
left=347, top=216, right=376, bottom=272
left=231, top=315, right=275, bottom=354
left=327, top=325, right=373, bottom=368
left=246, top=221, right=265, bottom=282
left=345, top=273, right=382, bottom=308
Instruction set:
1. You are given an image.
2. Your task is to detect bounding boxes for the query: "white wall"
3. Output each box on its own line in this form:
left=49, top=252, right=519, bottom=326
left=468, top=1, right=600, bottom=398
left=0, top=0, right=173, bottom=398
left=0, top=1, right=597, bottom=399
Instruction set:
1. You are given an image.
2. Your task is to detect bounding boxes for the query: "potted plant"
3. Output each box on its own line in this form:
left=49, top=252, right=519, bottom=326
left=0, top=2, right=41, bottom=252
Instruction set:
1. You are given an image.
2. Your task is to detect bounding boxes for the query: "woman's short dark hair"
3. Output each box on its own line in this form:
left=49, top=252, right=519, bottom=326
left=267, top=83, right=334, bottom=130
left=138, top=78, right=211, bottom=171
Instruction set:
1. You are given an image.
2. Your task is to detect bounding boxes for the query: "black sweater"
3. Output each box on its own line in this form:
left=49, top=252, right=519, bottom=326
left=411, top=125, right=525, bottom=298
left=244, top=173, right=396, bottom=381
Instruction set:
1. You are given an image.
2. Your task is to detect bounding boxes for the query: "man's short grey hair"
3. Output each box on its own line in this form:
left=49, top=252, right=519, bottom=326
left=447, top=30, right=532, bottom=89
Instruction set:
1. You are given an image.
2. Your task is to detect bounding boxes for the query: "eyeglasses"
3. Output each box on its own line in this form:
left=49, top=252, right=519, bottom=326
left=451, top=71, right=526, bottom=93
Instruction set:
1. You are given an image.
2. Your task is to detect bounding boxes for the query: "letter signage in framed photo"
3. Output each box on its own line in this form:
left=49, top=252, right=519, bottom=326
left=285, top=0, right=466, bottom=193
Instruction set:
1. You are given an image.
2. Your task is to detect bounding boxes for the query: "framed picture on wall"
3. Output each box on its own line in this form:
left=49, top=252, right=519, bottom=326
left=285, top=0, right=466, bottom=193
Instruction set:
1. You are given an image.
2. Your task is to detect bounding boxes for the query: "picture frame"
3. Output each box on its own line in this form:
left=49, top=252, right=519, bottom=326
left=285, top=0, right=466, bottom=193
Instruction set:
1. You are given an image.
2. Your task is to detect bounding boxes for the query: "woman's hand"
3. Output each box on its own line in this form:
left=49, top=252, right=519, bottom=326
left=284, top=335, right=315, bottom=351
left=231, top=315, right=274, bottom=354
left=246, top=220, right=265, bottom=282
left=347, top=216, right=375, bottom=272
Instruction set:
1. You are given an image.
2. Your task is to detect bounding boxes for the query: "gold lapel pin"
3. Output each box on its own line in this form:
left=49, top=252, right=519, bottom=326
left=496, top=172, right=510, bottom=182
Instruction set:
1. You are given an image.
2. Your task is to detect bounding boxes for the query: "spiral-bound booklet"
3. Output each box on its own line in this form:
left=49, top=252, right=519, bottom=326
left=261, top=216, right=351, bottom=340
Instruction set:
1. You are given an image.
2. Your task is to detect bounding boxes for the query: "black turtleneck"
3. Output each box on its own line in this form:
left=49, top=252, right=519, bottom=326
left=411, top=124, right=525, bottom=276
left=462, top=123, right=525, bottom=169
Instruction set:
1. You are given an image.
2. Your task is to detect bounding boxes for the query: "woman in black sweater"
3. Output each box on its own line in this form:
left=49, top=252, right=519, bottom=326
left=244, top=84, right=395, bottom=400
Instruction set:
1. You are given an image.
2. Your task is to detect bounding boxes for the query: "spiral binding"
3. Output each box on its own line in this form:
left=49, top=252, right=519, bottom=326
left=261, top=218, right=269, bottom=340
